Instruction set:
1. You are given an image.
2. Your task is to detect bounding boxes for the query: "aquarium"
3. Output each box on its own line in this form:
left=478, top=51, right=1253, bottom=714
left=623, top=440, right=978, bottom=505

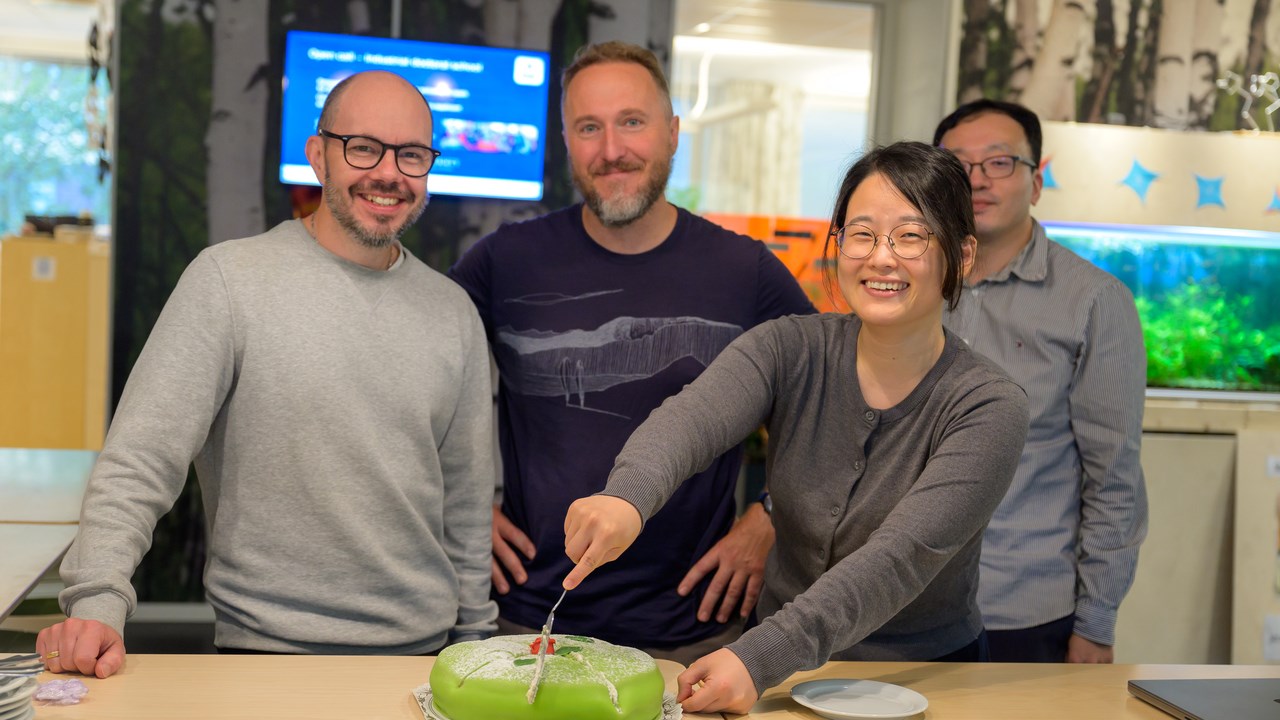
left=1043, top=221, right=1280, bottom=396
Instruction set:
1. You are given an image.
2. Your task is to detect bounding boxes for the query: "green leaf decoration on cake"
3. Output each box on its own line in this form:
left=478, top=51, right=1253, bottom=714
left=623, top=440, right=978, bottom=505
left=513, top=657, right=537, bottom=666
left=554, top=645, right=582, bottom=655
left=564, top=635, right=595, bottom=643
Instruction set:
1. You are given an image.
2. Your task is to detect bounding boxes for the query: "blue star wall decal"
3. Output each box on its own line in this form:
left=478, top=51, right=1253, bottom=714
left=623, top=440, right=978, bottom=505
left=1268, top=189, right=1280, bottom=213
left=1041, top=158, right=1058, bottom=189
left=1119, top=159, right=1159, bottom=202
left=1194, top=174, right=1225, bottom=208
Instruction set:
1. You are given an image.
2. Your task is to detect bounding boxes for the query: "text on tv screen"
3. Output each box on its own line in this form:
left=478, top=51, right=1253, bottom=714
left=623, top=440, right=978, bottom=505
left=281, top=30, right=550, bottom=201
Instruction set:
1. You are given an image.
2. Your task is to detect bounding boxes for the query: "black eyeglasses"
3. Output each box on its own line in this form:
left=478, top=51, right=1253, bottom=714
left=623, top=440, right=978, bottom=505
left=830, top=222, right=933, bottom=260
left=959, top=154, right=1037, bottom=179
left=318, top=129, right=441, bottom=177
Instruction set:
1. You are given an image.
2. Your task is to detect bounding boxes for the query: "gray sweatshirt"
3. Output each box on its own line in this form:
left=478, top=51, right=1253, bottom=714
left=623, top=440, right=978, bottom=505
left=605, top=313, right=1028, bottom=692
left=60, top=220, right=497, bottom=654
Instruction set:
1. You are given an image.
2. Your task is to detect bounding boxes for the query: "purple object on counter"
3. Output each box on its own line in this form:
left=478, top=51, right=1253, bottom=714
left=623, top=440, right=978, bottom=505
left=35, top=678, right=89, bottom=705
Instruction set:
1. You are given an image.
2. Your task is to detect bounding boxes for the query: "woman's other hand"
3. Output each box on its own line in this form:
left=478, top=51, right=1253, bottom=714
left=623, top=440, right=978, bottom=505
left=676, top=648, right=759, bottom=714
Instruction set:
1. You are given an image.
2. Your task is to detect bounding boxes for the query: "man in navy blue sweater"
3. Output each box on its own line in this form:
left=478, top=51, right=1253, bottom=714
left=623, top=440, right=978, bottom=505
left=449, top=41, right=814, bottom=663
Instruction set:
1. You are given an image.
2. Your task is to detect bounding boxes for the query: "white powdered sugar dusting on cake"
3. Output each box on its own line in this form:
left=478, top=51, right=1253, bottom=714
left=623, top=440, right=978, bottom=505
left=455, top=659, right=496, bottom=686
left=567, top=651, right=619, bottom=710
left=442, top=635, right=655, bottom=685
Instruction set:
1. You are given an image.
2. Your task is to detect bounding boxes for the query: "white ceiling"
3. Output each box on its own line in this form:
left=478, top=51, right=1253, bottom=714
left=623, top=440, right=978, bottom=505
left=0, top=0, right=97, bottom=62
left=674, top=0, right=875, bottom=51
left=0, top=0, right=877, bottom=73
left=671, top=0, right=876, bottom=102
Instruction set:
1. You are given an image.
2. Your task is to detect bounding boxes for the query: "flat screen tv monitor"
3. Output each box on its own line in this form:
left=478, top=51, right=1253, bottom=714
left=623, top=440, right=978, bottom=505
left=280, top=30, right=550, bottom=201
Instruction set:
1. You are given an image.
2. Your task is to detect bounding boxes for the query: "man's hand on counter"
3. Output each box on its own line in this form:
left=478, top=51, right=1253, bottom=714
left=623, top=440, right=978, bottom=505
left=678, top=501, right=774, bottom=623
left=37, top=617, right=126, bottom=678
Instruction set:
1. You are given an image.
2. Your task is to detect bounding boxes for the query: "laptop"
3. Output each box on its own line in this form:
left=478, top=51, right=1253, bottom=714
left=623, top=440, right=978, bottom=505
left=1127, top=678, right=1280, bottom=720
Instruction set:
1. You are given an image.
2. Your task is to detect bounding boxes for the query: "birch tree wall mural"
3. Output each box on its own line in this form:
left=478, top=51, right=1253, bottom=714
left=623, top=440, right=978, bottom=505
left=958, top=0, right=1280, bottom=131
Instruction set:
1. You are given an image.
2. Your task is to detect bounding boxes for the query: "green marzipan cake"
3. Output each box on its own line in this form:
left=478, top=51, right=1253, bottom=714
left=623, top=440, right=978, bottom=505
left=430, top=634, right=665, bottom=720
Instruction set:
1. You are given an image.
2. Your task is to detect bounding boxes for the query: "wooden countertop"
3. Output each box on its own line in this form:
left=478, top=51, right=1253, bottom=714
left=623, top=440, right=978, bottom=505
left=25, top=655, right=1280, bottom=719
left=749, top=660, right=1280, bottom=718
left=31, top=655, right=719, bottom=719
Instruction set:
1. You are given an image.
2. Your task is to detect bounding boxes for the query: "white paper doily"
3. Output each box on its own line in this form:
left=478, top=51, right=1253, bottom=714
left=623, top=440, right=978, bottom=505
left=411, top=684, right=682, bottom=720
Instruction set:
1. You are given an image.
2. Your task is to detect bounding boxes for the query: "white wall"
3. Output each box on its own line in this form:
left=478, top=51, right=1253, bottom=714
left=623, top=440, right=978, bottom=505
left=1115, top=432, right=1235, bottom=664
left=1119, top=401, right=1280, bottom=665
left=867, top=0, right=960, bottom=145
left=0, top=0, right=96, bottom=62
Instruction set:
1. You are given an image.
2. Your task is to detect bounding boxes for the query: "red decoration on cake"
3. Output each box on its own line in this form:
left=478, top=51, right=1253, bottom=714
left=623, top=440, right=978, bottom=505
left=529, top=636, right=556, bottom=655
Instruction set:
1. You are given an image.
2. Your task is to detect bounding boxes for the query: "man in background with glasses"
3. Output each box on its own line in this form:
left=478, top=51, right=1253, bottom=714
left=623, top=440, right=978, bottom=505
left=40, top=71, right=496, bottom=678
left=448, top=41, right=814, bottom=664
left=933, top=99, right=1148, bottom=664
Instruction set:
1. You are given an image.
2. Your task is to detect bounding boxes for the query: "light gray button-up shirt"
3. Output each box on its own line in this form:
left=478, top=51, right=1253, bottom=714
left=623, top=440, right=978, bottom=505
left=943, top=219, right=1149, bottom=645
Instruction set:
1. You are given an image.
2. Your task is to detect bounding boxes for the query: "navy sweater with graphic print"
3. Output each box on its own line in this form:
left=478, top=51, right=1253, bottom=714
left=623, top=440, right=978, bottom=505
left=448, top=203, right=815, bottom=648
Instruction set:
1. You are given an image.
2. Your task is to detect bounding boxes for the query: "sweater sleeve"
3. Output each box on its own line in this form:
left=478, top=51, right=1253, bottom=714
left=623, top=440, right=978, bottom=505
left=447, top=233, right=504, bottom=506
left=446, top=234, right=495, bottom=339
left=440, top=304, right=499, bottom=640
left=729, top=376, right=1030, bottom=692
left=59, top=252, right=237, bottom=634
left=602, top=322, right=783, bottom=520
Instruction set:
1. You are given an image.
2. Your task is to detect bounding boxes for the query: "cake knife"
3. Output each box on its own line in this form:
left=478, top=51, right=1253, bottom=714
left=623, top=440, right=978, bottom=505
left=544, top=587, right=567, bottom=635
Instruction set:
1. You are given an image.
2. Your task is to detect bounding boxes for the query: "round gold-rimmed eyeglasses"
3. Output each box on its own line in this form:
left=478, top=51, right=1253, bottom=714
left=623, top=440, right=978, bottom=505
left=830, top=222, right=933, bottom=260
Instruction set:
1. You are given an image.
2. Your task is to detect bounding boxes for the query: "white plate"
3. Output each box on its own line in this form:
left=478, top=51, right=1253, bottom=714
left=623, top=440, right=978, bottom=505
left=790, top=679, right=928, bottom=720
left=0, top=693, right=30, bottom=714
left=0, top=678, right=32, bottom=702
left=0, top=701, right=31, bottom=720
left=0, top=679, right=34, bottom=705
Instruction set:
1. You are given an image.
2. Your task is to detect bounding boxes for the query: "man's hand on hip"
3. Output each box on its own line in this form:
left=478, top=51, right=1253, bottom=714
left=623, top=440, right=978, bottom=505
left=491, top=504, right=536, bottom=594
left=678, top=501, right=774, bottom=623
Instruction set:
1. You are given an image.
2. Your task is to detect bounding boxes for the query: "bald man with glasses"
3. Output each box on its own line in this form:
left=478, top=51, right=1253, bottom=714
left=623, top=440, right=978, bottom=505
left=40, top=71, right=496, bottom=677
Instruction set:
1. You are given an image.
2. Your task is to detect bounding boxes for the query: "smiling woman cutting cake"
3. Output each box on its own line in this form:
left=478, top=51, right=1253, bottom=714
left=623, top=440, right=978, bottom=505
left=562, top=142, right=1031, bottom=714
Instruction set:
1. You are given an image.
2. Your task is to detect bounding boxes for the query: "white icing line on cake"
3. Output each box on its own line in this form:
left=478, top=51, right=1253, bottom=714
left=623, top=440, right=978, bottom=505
left=525, top=627, right=552, bottom=704
left=456, top=658, right=498, bottom=687
left=568, top=651, right=620, bottom=711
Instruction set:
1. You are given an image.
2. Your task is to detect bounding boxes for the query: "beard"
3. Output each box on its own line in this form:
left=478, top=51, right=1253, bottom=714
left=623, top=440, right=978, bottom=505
left=573, top=153, right=672, bottom=228
left=323, top=173, right=429, bottom=248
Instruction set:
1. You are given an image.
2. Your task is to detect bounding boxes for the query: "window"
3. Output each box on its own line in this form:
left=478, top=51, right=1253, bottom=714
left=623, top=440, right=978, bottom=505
left=0, top=55, right=110, bottom=235
left=669, top=0, right=876, bottom=219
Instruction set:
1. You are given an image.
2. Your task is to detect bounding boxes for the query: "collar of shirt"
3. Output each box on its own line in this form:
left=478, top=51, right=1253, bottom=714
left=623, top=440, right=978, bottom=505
left=973, top=218, right=1050, bottom=286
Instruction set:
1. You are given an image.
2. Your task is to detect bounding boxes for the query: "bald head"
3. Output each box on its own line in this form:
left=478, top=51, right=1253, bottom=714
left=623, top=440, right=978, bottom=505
left=305, top=69, right=436, bottom=253
left=318, top=70, right=433, bottom=134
